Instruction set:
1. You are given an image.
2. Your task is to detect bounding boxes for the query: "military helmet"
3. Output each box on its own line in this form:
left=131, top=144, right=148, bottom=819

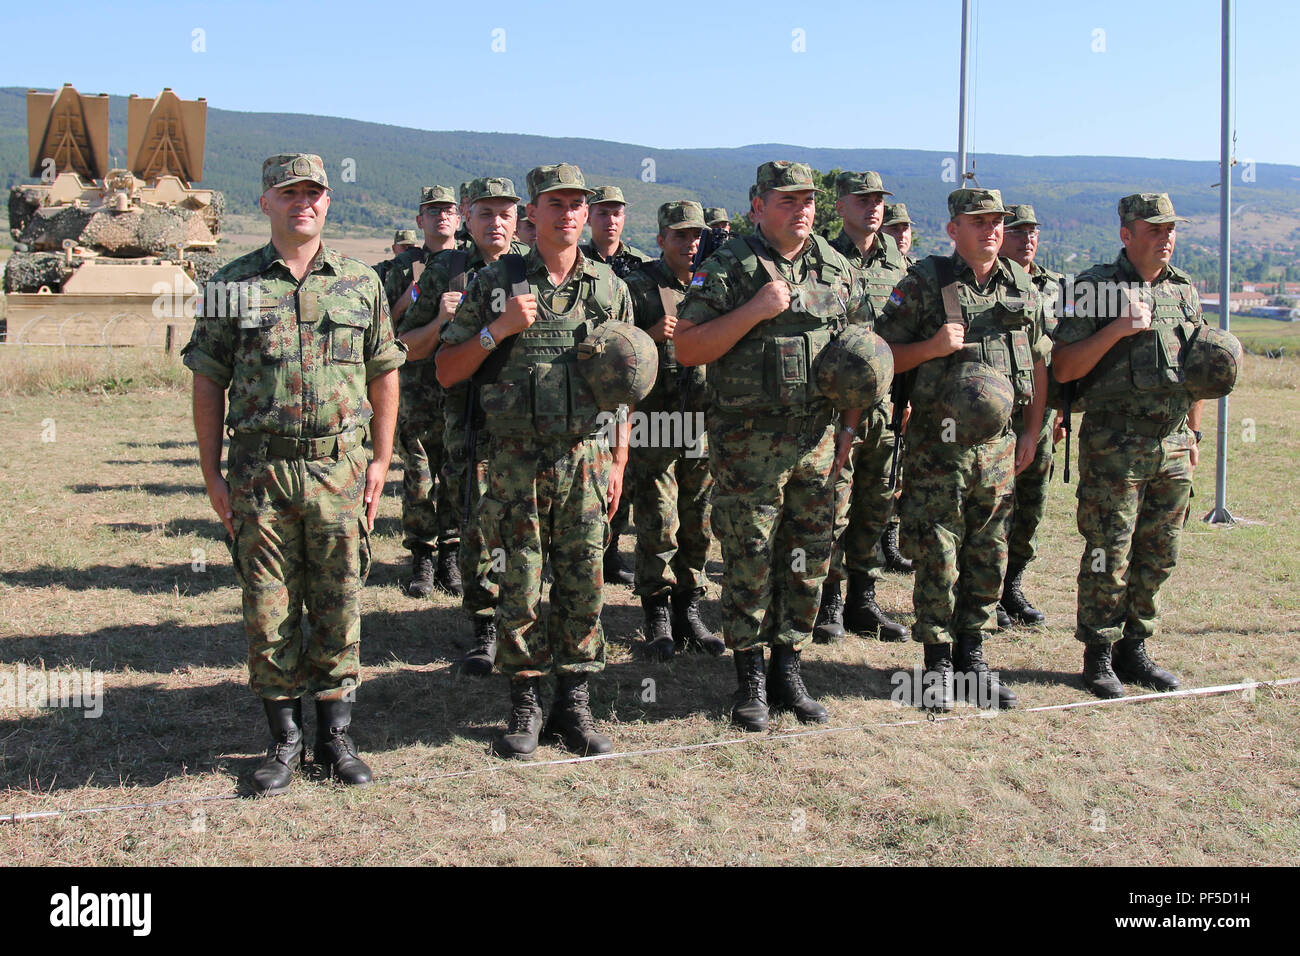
left=813, top=325, right=894, bottom=410
left=577, top=322, right=659, bottom=409
left=937, top=362, right=1015, bottom=445
left=1182, top=325, right=1242, bottom=400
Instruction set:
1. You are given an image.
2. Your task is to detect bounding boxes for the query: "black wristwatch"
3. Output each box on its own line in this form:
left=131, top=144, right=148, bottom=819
left=1193, top=430, right=1203, bottom=444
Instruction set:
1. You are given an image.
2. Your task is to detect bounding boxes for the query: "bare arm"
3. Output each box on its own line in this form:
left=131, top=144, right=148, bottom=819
left=435, top=294, right=537, bottom=387
left=192, top=374, right=233, bottom=538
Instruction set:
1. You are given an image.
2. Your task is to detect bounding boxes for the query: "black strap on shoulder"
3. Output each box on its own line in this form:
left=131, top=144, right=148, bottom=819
left=445, top=250, right=471, bottom=294
left=472, top=254, right=529, bottom=386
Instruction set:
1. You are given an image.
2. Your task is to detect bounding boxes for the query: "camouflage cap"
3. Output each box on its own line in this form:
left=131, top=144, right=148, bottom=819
left=834, top=170, right=894, bottom=198
left=465, top=177, right=521, bottom=204
left=882, top=203, right=912, bottom=226
left=262, top=153, right=329, bottom=191
left=704, top=206, right=730, bottom=225
left=948, top=188, right=1008, bottom=218
left=393, top=229, right=420, bottom=246
left=748, top=184, right=758, bottom=202
left=1118, top=193, right=1189, bottom=225
left=419, top=185, right=456, bottom=207
left=588, top=185, right=626, bottom=205
left=755, top=161, right=821, bottom=195
left=526, top=163, right=595, bottom=202
left=1003, top=204, right=1040, bottom=229
left=517, top=203, right=531, bottom=223
left=459, top=181, right=472, bottom=203
left=658, top=200, right=707, bottom=232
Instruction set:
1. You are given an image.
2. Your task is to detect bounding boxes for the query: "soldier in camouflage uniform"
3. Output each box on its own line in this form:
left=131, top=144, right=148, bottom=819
left=184, top=153, right=404, bottom=795
left=623, top=200, right=724, bottom=661
left=876, top=188, right=1050, bottom=712
left=516, top=203, right=536, bottom=246
left=705, top=207, right=731, bottom=234
left=374, top=229, right=419, bottom=287
left=818, top=171, right=911, bottom=647
left=678, top=161, right=878, bottom=731
left=997, top=203, right=1064, bottom=628
left=387, top=186, right=464, bottom=598
left=882, top=204, right=914, bottom=263
left=1052, top=193, right=1202, bottom=699
left=403, top=177, right=530, bottom=676
left=580, top=185, right=652, bottom=586
left=436, top=163, right=633, bottom=758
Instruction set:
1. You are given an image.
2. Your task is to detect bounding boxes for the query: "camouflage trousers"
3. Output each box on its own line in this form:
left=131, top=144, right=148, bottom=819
left=828, top=402, right=895, bottom=588
left=901, top=429, right=1016, bottom=644
left=398, top=416, right=456, bottom=552
left=708, top=411, right=837, bottom=652
left=631, top=437, right=713, bottom=598
left=1007, top=415, right=1056, bottom=566
left=479, top=434, right=612, bottom=679
left=227, top=441, right=370, bottom=701
left=442, top=386, right=497, bottom=622
left=1073, top=417, right=1194, bottom=645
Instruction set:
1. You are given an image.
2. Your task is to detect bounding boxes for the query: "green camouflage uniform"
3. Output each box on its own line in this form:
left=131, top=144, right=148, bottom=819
left=1055, top=232, right=1202, bottom=647
left=579, top=238, right=653, bottom=280
left=410, top=236, right=530, bottom=622
left=623, top=255, right=712, bottom=600
left=182, top=242, right=404, bottom=700
left=877, top=214, right=1050, bottom=645
left=679, top=211, right=874, bottom=651
left=827, top=219, right=908, bottom=589
left=440, top=246, right=632, bottom=678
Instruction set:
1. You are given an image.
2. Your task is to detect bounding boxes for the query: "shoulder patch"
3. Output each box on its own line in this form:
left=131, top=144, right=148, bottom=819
left=690, top=271, right=709, bottom=288
left=888, top=287, right=904, bottom=307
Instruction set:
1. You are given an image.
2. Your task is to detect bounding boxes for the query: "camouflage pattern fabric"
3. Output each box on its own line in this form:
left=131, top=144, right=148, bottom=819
left=459, top=457, right=498, bottom=622
left=579, top=238, right=653, bottom=279
left=383, top=244, right=431, bottom=309
left=1055, top=249, right=1203, bottom=646
left=439, top=245, right=633, bottom=675
left=183, top=241, right=403, bottom=700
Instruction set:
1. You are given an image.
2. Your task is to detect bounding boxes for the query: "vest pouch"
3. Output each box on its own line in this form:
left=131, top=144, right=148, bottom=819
left=532, top=361, right=571, bottom=436
left=479, top=365, right=533, bottom=437
left=709, top=335, right=766, bottom=410
left=1008, top=328, right=1035, bottom=405
left=767, top=335, right=809, bottom=405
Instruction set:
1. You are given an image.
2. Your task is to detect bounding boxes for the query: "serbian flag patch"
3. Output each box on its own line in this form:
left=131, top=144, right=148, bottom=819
left=888, top=287, right=904, bottom=306
left=690, top=271, right=708, bottom=288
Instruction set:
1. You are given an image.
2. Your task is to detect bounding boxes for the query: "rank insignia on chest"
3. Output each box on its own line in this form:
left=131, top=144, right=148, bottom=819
left=690, top=271, right=708, bottom=288
left=888, top=288, right=904, bottom=306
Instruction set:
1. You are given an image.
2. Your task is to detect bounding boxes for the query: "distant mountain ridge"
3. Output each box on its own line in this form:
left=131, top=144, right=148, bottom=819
left=4, top=87, right=1298, bottom=274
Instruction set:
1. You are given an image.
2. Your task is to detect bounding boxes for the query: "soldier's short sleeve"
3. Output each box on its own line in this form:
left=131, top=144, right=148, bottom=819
left=875, top=267, right=927, bottom=345
left=397, top=260, right=444, bottom=335
left=439, top=267, right=493, bottom=349
left=363, top=271, right=406, bottom=381
left=1027, top=297, right=1052, bottom=363
left=181, top=275, right=236, bottom=388
left=678, top=254, right=736, bottom=326
left=610, top=275, right=633, bottom=325
left=844, top=265, right=874, bottom=325
left=1054, top=273, right=1108, bottom=347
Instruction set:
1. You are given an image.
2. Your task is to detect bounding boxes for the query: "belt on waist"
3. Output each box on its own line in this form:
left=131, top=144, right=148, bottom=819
left=230, top=426, right=368, bottom=460
left=1086, top=411, right=1184, bottom=439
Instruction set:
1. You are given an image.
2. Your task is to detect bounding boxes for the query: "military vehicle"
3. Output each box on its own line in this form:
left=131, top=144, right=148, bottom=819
left=3, top=84, right=224, bottom=346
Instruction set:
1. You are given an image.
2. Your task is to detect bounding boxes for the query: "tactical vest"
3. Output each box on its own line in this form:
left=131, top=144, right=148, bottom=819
left=1075, top=265, right=1201, bottom=404
left=476, top=255, right=617, bottom=438
left=912, top=255, right=1040, bottom=413
left=707, top=235, right=848, bottom=417
left=834, top=231, right=906, bottom=324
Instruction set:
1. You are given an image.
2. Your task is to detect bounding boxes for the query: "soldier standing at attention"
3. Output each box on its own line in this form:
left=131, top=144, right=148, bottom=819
left=437, top=163, right=635, bottom=758
left=388, top=185, right=463, bottom=598
left=876, top=188, right=1050, bottom=712
left=184, top=153, right=404, bottom=794
left=623, top=200, right=724, bottom=660
left=881, top=204, right=915, bottom=263
left=705, top=207, right=731, bottom=235
left=516, top=203, right=537, bottom=245
left=1052, top=194, right=1203, bottom=699
left=374, top=229, right=419, bottom=287
left=818, top=171, right=910, bottom=647
left=403, top=177, right=530, bottom=676
left=997, top=203, right=1063, bottom=628
left=580, top=185, right=652, bottom=585
left=677, top=161, right=875, bottom=731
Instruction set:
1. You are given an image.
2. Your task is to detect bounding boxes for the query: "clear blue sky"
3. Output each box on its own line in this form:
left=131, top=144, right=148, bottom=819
left=3, top=0, right=1294, bottom=165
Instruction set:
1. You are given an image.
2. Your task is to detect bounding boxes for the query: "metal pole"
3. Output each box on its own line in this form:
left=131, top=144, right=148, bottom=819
left=1206, top=0, right=1234, bottom=523
left=957, top=0, right=970, bottom=183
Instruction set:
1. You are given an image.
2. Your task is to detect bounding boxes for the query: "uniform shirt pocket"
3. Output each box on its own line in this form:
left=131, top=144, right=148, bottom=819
left=327, top=308, right=369, bottom=364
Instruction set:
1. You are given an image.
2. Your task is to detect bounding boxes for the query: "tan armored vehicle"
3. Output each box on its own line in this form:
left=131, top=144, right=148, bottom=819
left=3, top=84, right=224, bottom=345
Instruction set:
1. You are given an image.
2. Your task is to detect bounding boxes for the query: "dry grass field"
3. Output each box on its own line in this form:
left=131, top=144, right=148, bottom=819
left=0, top=349, right=1297, bottom=866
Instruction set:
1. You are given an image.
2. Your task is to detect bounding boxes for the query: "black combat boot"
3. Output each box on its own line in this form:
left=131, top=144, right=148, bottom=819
left=1113, top=637, right=1180, bottom=692
left=731, top=648, right=769, bottom=732
left=921, top=642, right=955, bottom=713
left=813, top=580, right=846, bottom=644
left=844, top=571, right=908, bottom=641
left=603, top=541, right=634, bottom=586
left=314, top=699, right=373, bottom=786
left=766, top=645, right=829, bottom=724
left=544, top=674, right=613, bottom=755
left=407, top=543, right=434, bottom=598
left=456, top=616, right=497, bottom=677
left=495, top=678, right=544, bottom=759
left=435, top=542, right=463, bottom=597
left=252, top=698, right=303, bottom=797
left=953, top=634, right=1018, bottom=710
left=1002, top=561, right=1045, bottom=626
left=880, top=522, right=914, bottom=574
left=641, top=593, right=675, bottom=661
left=1082, top=643, right=1126, bottom=700
left=671, top=587, right=725, bottom=656
left=995, top=603, right=1012, bottom=630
